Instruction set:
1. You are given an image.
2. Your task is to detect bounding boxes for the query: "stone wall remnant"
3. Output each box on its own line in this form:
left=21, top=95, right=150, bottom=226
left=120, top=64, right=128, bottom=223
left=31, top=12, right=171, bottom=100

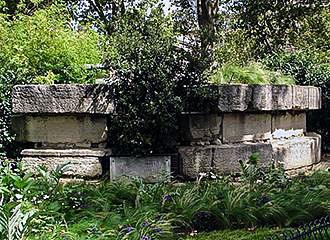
left=12, top=84, right=322, bottom=179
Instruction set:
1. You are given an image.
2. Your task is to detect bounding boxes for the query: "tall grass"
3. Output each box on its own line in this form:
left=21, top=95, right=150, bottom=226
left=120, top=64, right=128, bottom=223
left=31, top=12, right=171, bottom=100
left=209, top=62, right=295, bottom=85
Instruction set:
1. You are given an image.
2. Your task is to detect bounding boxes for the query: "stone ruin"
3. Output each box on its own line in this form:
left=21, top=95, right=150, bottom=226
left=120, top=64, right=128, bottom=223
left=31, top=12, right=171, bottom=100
left=12, top=84, right=322, bottom=180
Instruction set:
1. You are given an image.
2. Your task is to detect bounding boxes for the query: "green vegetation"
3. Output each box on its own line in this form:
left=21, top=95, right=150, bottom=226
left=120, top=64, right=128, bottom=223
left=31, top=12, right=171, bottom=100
left=209, top=62, right=294, bottom=85
left=0, top=4, right=101, bottom=84
left=0, top=1, right=329, bottom=237
left=0, top=157, right=328, bottom=239
left=184, top=228, right=285, bottom=240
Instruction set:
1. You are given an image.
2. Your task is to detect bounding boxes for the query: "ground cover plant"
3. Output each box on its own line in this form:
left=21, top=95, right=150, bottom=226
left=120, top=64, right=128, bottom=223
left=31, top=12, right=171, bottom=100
left=0, top=157, right=328, bottom=240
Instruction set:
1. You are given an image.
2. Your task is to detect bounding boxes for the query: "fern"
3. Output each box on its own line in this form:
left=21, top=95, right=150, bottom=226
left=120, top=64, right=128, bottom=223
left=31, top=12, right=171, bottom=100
left=0, top=201, right=36, bottom=240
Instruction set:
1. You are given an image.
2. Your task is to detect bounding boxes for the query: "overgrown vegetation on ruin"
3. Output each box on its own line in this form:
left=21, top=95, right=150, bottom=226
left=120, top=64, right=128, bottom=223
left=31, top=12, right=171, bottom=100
left=0, top=0, right=330, bottom=238
left=1, top=0, right=330, bottom=156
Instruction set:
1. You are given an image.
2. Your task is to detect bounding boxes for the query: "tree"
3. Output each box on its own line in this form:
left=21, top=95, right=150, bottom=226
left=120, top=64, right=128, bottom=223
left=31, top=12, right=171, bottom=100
left=0, top=0, right=54, bottom=18
left=231, top=0, right=328, bottom=57
left=65, top=0, right=126, bottom=35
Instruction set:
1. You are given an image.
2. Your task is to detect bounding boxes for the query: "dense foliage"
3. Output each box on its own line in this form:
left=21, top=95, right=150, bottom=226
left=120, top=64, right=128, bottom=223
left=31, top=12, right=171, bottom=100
left=0, top=159, right=328, bottom=239
left=0, top=4, right=101, bottom=84
left=105, top=0, right=208, bottom=155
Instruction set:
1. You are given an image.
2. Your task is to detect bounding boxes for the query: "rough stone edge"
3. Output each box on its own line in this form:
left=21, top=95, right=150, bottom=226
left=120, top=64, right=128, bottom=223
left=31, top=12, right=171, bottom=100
left=12, top=84, right=114, bottom=114
left=215, top=85, right=321, bottom=112
left=21, top=148, right=112, bottom=157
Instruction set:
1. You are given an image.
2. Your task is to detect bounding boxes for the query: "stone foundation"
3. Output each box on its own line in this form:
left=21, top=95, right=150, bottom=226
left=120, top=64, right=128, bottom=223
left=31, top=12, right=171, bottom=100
left=21, top=149, right=111, bottom=178
left=11, top=84, right=322, bottom=179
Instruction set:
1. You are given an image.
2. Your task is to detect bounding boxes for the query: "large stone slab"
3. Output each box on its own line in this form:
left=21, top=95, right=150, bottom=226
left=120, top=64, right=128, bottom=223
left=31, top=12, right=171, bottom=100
left=293, top=86, right=309, bottom=110
left=272, top=85, right=293, bottom=110
left=272, top=134, right=321, bottom=170
left=251, top=85, right=273, bottom=110
left=271, top=112, right=306, bottom=139
left=179, top=143, right=273, bottom=178
left=180, top=113, right=222, bottom=142
left=109, top=156, right=171, bottom=182
left=21, top=149, right=110, bottom=177
left=212, top=143, right=273, bottom=174
left=215, top=85, right=321, bottom=112
left=12, top=84, right=114, bottom=114
left=217, top=85, right=252, bottom=112
left=12, top=115, right=107, bottom=147
left=222, top=113, right=272, bottom=143
left=179, top=146, right=213, bottom=178
left=308, top=87, right=321, bottom=109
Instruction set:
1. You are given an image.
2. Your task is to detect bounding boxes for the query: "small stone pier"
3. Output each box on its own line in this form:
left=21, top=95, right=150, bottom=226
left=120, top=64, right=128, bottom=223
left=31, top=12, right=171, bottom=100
left=12, top=84, right=322, bottom=179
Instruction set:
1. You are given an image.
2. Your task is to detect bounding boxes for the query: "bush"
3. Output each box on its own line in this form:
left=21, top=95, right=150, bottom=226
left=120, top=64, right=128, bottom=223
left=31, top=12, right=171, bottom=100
left=105, top=0, right=187, bottom=155
left=0, top=3, right=101, bottom=84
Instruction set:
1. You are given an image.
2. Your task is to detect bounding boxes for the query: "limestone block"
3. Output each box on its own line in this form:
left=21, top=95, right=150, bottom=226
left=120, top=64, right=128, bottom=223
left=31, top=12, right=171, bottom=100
left=251, top=85, right=273, bottom=110
left=222, top=113, right=272, bottom=143
left=271, top=112, right=306, bottom=139
left=272, top=134, right=321, bottom=170
left=306, top=132, right=322, bottom=163
left=213, top=143, right=273, bottom=174
left=109, top=156, right=171, bottom=182
left=293, top=86, right=309, bottom=110
left=12, top=84, right=114, bottom=114
left=179, top=146, right=213, bottom=178
left=12, top=115, right=107, bottom=146
left=217, top=85, right=252, bottom=112
left=21, top=149, right=110, bottom=177
left=308, top=87, right=321, bottom=109
left=272, top=85, right=293, bottom=110
left=180, top=114, right=222, bottom=142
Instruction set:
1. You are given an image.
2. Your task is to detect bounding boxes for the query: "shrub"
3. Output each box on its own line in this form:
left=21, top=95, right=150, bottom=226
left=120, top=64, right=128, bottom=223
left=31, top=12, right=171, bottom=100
left=0, top=3, right=101, bottom=84
left=105, top=0, right=186, bottom=155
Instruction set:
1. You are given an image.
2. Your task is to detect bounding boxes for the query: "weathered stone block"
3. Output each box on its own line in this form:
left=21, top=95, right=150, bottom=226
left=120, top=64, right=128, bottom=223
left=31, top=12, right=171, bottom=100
left=222, top=113, right=272, bottom=143
left=293, top=86, right=309, bottom=109
left=213, top=143, right=273, bottom=174
left=272, top=134, right=321, bottom=170
left=180, top=114, right=222, bottom=142
left=272, top=85, right=293, bottom=110
left=109, top=156, right=171, bottom=182
left=21, top=149, right=110, bottom=177
left=251, top=84, right=273, bottom=110
left=306, top=132, right=322, bottom=163
left=217, top=85, right=252, bottom=112
left=271, top=112, right=306, bottom=139
left=179, top=146, right=213, bottom=178
left=308, top=87, right=321, bottom=109
left=12, top=115, right=107, bottom=147
left=12, top=84, right=114, bottom=114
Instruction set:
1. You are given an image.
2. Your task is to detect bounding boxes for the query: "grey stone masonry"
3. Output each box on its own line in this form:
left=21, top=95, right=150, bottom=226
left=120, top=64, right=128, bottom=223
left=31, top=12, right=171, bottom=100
left=21, top=149, right=111, bottom=178
left=109, top=156, right=171, bottom=182
left=216, top=85, right=321, bottom=112
left=11, top=84, right=322, bottom=180
left=12, top=84, right=114, bottom=114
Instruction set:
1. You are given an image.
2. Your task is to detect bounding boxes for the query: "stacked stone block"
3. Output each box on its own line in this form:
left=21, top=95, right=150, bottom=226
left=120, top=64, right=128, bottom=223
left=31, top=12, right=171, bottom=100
left=12, top=84, right=113, bottom=178
left=179, top=85, right=322, bottom=178
left=12, top=84, right=322, bottom=179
